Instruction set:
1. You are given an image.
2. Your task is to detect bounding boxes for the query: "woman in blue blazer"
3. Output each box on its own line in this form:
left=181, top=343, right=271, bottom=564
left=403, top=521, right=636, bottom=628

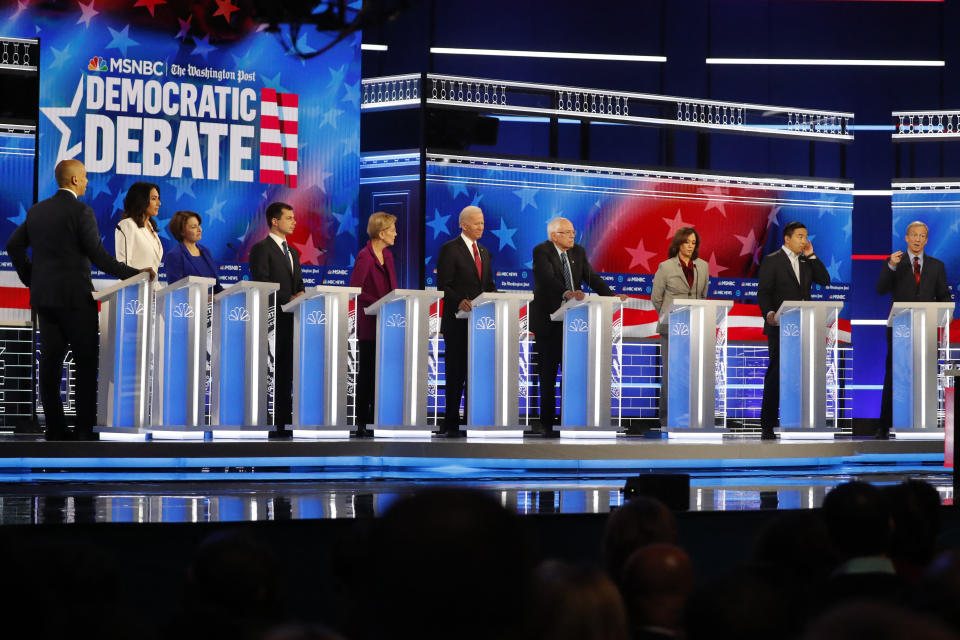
left=164, top=211, right=223, bottom=293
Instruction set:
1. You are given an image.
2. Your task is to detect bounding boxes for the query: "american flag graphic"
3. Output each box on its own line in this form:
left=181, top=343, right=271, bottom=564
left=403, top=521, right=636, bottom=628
left=260, top=88, right=298, bottom=188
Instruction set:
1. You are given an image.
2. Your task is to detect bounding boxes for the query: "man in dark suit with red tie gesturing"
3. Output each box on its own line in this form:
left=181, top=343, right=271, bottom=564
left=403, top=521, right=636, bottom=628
left=529, top=217, right=627, bottom=436
left=756, top=221, right=831, bottom=440
left=875, top=221, right=951, bottom=439
left=249, top=202, right=305, bottom=436
left=437, top=206, right=498, bottom=437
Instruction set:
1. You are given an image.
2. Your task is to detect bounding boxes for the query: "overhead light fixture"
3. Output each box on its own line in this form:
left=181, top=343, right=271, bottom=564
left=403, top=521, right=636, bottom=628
left=707, top=58, right=944, bottom=67
left=431, top=47, right=666, bottom=62
left=362, top=44, right=388, bottom=51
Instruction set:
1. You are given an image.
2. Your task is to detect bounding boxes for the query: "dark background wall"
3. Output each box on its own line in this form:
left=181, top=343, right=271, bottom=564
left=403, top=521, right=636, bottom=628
left=360, top=0, right=958, bottom=419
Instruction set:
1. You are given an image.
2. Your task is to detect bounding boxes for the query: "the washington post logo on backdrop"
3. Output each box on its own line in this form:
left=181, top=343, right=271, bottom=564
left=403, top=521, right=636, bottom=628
left=41, top=56, right=299, bottom=188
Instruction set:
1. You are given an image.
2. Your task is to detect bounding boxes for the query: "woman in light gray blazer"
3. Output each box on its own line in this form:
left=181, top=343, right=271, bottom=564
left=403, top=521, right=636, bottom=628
left=650, top=227, right=709, bottom=426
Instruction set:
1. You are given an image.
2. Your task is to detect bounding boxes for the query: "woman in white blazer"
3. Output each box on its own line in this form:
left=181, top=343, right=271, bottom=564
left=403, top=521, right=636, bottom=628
left=650, top=227, right=710, bottom=427
left=116, top=181, right=163, bottom=273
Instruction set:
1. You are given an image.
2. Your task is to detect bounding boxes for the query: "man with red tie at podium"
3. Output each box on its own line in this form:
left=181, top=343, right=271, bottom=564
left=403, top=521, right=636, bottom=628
left=6, top=159, right=153, bottom=441
left=436, top=206, right=497, bottom=437
left=875, top=221, right=951, bottom=439
left=756, top=221, right=830, bottom=441
left=250, top=202, right=305, bottom=437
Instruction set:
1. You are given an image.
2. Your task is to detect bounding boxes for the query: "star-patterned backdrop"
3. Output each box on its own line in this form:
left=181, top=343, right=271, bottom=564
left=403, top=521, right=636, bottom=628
left=892, top=190, right=960, bottom=295
left=422, top=160, right=852, bottom=308
left=0, top=1, right=360, bottom=287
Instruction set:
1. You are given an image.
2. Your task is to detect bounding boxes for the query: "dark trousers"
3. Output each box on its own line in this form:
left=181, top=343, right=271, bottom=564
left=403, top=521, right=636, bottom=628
left=443, top=318, right=468, bottom=431
left=356, top=338, right=376, bottom=428
left=535, top=322, right=563, bottom=428
left=36, top=304, right=99, bottom=436
left=878, top=327, right=894, bottom=435
left=274, top=313, right=293, bottom=428
left=760, top=331, right=780, bottom=432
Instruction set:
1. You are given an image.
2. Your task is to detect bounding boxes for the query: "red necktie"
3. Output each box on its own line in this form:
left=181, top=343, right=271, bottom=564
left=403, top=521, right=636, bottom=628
left=913, top=256, right=921, bottom=286
left=472, top=242, right=482, bottom=279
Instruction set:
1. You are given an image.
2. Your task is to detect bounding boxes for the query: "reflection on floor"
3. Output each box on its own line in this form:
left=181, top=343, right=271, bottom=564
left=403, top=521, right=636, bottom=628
left=0, top=471, right=951, bottom=524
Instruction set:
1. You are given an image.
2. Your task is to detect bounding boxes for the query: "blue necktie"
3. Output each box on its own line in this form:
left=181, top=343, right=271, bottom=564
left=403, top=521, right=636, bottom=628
left=561, top=251, right=574, bottom=292
left=282, top=240, right=293, bottom=273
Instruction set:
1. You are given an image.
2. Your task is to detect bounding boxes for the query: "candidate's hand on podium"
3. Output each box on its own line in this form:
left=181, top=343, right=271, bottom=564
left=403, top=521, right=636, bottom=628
left=458, top=299, right=473, bottom=312
left=616, top=294, right=629, bottom=302
left=290, top=291, right=305, bottom=301
left=564, top=290, right=585, bottom=301
left=766, top=311, right=778, bottom=326
left=140, top=267, right=157, bottom=281
left=889, top=250, right=904, bottom=266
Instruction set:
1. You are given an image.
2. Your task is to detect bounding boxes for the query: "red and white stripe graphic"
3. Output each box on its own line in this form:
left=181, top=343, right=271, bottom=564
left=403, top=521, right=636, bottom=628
left=260, top=88, right=299, bottom=188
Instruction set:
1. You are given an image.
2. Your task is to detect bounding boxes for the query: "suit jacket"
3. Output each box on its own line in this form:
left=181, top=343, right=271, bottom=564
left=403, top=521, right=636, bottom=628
left=876, top=252, right=951, bottom=304
left=249, top=235, right=305, bottom=307
left=650, top=256, right=710, bottom=332
left=756, top=248, right=831, bottom=336
left=437, top=236, right=497, bottom=332
left=163, top=242, right=223, bottom=293
left=115, top=216, right=163, bottom=272
left=530, top=241, right=613, bottom=336
left=6, top=189, right=139, bottom=308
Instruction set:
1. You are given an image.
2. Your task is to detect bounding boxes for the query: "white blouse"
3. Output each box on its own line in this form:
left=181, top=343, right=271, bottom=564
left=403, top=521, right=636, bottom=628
left=115, top=217, right=163, bottom=272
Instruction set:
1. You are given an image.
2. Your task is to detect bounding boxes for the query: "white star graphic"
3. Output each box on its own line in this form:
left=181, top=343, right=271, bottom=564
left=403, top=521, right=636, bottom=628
left=39, top=78, right=83, bottom=163
left=292, top=234, right=323, bottom=265
left=77, top=0, right=99, bottom=27
left=662, top=209, right=693, bottom=240
left=205, top=197, right=226, bottom=223
left=490, top=216, right=517, bottom=250
left=513, top=188, right=538, bottom=211
left=320, top=107, right=344, bottom=129
left=705, top=252, right=729, bottom=277
left=624, top=239, right=656, bottom=272
left=733, top=228, right=758, bottom=257
left=766, top=206, right=781, bottom=229
left=700, top=186, right=727, bottom=217
left=315, top=169, right=333, bottom=194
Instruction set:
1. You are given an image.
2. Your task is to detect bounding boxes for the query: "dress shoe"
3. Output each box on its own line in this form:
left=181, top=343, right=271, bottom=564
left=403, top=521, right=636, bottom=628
left=760, top=430, right=777, bottom=441
left=268, top=428, right=293, bottom=439
left=44, top=429, right=73, bottom=441
left=74, top=430, right=98, bottom=442
left=873, top=427, right=890, bottom=440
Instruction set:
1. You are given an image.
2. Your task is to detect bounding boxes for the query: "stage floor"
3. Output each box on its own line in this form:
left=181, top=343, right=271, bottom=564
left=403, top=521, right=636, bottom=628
left=0, top=433, right=945, bottom=480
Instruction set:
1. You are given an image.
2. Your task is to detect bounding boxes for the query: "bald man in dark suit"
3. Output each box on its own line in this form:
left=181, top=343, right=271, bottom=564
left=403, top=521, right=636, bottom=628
left=6, top=159, right=151, bottom=440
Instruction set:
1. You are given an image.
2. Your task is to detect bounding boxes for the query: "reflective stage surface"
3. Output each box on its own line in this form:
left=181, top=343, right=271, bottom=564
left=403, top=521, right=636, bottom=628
left=0, top=471, right=951, bottom=524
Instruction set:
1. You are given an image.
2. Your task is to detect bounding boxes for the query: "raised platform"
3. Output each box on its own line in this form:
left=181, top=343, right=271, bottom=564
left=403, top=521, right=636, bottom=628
left=0, top=434, right=944, bottom=481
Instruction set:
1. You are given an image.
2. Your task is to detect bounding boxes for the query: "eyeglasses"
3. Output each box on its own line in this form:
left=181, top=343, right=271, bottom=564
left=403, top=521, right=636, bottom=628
left=554, top=230, right=576, bottom=236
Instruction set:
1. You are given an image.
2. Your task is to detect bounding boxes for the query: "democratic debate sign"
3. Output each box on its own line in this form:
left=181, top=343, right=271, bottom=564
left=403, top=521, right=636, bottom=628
left=2, top=1, right=360, bottom=285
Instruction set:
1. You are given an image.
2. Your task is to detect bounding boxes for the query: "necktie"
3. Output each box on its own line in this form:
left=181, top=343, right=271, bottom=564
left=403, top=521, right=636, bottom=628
left=561, top=251, right=574, bottom=292
left=914, top=256, right=921, bottom=286
left=472, top=242, right=482, bottom=279
left=282, top=240, right=293, bottom=274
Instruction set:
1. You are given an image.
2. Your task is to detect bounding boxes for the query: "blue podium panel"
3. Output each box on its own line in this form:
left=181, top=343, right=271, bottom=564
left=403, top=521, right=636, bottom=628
left=376, top=299, right=407, bottom=426
left=113, top=284, right=146, bottom=428
left=296, top=298, right=327, bottom=426
left=161, top=287, right=191, bottom=426
left=218, top=293, right=250, bottom=426
left=779, top=308, right=804, bottom=430
left=467, top=303, right=497, bottom=426
left=561, top=305, right=590, bottom=427
left=667, top=308, right=692, bottom=429
left=892, top=312, right=915, bottom=429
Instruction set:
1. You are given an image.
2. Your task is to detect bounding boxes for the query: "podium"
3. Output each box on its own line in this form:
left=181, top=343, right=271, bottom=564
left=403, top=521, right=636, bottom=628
left=455, top=291, right=534, bottom=437
left=888, top=301, right=954, bottom=439
left=365, top=289, right=441, bottom=437
left=550, top=294, right=645, bottom=437
left=210, top=281, right=279, bottom=437
left=149, top=276, right=216, bottom=439
left=94, top=271, right=153, bottom=439
left=774, top=300, right=844, bottom=438
left=665, top=299, right=732, bottom=438
left=281, top=285, right=361, bottom=438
